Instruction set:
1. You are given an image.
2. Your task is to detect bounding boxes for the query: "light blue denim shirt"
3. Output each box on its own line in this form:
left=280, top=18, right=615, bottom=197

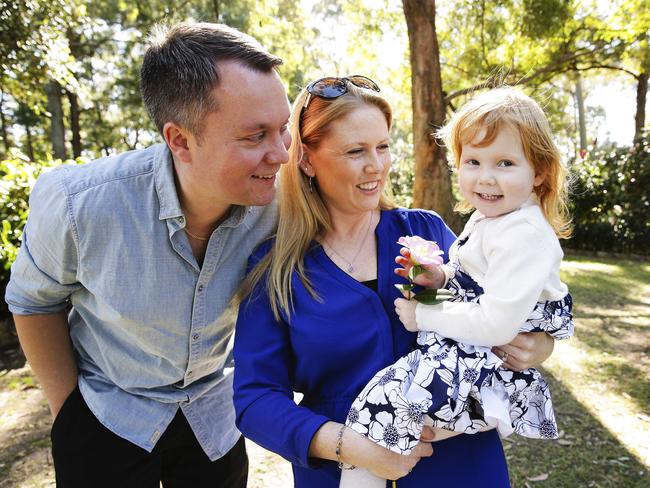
left=5, top=143, right=278, bottom=460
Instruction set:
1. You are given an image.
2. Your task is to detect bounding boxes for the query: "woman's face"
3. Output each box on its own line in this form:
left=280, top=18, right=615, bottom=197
left=304, top=104, right=391, bottom=217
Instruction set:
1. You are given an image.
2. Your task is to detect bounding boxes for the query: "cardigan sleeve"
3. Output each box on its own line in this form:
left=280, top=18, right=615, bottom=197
left=415, top=213, right=558, bottom=346
left=233, top=258, right=330, bottom=468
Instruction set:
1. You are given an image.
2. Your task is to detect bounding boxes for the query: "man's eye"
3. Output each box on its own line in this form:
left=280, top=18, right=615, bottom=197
left=246, top=133, right=264, bottom=142
left=347, top=148, right=363, bottom=155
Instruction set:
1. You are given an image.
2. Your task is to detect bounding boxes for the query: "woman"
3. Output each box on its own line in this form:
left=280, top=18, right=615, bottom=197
left=233, top=76, right=554, bottom=487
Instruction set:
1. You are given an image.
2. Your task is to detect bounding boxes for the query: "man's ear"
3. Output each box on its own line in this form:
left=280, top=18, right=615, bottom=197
left=300, top=145, right=316, bottom=177
left=163, top=121, right=192, bottom=164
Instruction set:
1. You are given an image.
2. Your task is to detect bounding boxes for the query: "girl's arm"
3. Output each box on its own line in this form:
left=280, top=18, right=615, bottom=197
left=412, top=217, right=561, bottom=347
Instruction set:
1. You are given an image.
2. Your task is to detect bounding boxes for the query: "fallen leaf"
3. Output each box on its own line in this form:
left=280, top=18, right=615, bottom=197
left=527, top=473, right=549, bottom=482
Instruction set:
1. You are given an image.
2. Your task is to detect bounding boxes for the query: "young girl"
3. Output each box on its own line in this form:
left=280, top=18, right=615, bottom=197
left=341, top=87, right=573, bottom=488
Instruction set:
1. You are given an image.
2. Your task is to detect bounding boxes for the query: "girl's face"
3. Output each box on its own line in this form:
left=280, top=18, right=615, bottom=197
left=303, top=104, right=391, bottom=217
left=458, top=123, right=543, bottom=218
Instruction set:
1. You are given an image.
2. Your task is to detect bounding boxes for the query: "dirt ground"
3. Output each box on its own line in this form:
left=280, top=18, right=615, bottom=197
left=0, top=350, right=292, bottom=488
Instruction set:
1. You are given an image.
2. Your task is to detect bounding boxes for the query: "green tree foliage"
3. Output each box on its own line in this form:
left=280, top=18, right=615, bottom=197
left=569, top=133, right=650, bottom=254
left=0, top=154, right=84, bottom=286
left=1, top=0, right=317, bottom=159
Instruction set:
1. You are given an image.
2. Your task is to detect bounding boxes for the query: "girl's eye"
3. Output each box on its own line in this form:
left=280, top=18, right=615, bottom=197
left=378, top=144, right=390, bottom=151
left=498, top=160, right=514, bottom=167
left=465, top=159, right=480, bottom=166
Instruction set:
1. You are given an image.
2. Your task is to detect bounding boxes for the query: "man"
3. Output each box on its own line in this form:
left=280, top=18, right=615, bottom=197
left=5, top=22, right=290, bottom=487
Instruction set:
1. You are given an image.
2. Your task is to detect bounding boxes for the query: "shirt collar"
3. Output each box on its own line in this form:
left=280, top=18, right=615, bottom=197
left=153, top=144, right=184, bottom=221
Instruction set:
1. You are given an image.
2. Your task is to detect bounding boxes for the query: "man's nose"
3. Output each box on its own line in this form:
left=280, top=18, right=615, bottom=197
left=267, top=132, right=291, bottom=165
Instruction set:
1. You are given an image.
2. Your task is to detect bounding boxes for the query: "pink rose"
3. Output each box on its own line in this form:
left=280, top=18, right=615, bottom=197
left=397, top=235, right=444, bottom=266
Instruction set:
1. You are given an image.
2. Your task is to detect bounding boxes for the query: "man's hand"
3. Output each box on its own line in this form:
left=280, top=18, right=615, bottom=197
left=492, top=332, right=555, bottom=371
left=395, top=298, right=418, bottom=332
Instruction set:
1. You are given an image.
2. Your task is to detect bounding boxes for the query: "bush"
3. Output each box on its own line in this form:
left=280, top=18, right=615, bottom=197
left=568, top=133, right=650, bottom=255
left=0, top=152, right=83, bottom=318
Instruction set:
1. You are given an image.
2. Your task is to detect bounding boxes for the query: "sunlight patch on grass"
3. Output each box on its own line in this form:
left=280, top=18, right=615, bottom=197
left=545, top=339, right=650, bottom=467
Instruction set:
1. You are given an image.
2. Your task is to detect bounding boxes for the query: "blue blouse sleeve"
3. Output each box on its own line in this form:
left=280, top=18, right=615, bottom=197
left=233, top=251, right=330, bottom=468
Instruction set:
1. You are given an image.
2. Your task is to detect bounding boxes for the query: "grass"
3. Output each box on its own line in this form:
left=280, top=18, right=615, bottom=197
left=506, top=255, right=650, bottom=487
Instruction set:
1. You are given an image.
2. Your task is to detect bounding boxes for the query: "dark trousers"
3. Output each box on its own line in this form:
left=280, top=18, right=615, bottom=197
left=51, top=386, right=248, bottom=488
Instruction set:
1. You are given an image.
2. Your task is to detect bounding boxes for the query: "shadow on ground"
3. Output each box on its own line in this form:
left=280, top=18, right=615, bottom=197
left=506, top=368, right=649, bottom=487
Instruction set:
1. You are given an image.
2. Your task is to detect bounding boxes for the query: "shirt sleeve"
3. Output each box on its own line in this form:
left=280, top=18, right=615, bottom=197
left=415, top=215, right=558, bottom=346
left=233, top=260, right=330, bottom=468
left=5, top=168, right=82, bottom=315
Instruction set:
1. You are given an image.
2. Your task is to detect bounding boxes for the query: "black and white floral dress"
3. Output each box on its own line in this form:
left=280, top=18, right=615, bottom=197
left=345, top=206, right=574, bottom=456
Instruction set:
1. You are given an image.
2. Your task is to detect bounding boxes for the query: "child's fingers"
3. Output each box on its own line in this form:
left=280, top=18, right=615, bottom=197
left=395, top=255, right=409, bottom=265
left=394, top=267, right=409, bottom=278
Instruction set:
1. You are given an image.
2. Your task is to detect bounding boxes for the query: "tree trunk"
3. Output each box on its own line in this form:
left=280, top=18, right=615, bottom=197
left=575, top=73, right=587, bottom=151
left=25, top=124, right=34, bottom=161
left=635, top=72, right=648, bottom=142
left=67, top=90, right=82, bottom=158
left=45, top=80, right=66, bottom=159
left=0, top=91, right=10, bottom=156
left=213, top=0, right=220, bottom=21
left=402, top=0, right=460, bottom=231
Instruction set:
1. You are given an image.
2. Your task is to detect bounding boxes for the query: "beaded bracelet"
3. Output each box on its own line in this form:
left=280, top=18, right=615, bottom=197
left=336, top=425, right=356, bottom=470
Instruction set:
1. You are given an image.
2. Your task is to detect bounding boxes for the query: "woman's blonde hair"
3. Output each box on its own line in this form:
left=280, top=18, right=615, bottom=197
left=437, top=87, right=572, bottom=238
left=237, top=80, right=396, bottom=320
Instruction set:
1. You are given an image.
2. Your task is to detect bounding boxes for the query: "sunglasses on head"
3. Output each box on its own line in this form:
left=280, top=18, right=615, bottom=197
left=304, top=75, right=380, bottom=108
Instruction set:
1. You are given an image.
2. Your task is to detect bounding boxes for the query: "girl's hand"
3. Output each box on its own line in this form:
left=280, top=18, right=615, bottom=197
left=492, top=332, right=555, bottom=371
left=395, top=298, right=418, bottom=332
left=394, top=248, right=445, bottom=289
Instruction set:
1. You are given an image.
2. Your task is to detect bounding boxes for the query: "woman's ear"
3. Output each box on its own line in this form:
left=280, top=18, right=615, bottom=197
left=534, top=172, right=545, bottom=187
left=300, top=145, right=316, bottom=177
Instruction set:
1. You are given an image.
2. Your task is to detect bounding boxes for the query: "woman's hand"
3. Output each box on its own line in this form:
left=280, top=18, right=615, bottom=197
left=420, top=425, right=462, bottom=443
left=492, top=332, right=555, bottom=371
left=394, top=248, right=445, bottom=289
left=371, top=442, right=433, bottom=480
left=309, top=422, right=433, bottom=481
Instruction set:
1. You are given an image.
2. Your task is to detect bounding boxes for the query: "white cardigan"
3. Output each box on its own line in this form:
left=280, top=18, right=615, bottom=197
left=416, top=199, right=568, bottom=347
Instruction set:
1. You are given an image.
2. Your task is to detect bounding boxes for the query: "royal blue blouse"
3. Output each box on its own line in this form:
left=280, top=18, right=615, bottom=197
left=234, top=208, right=510, bottom=487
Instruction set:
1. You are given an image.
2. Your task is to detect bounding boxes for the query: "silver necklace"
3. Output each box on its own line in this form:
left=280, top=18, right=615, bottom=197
left=324, top=212, right=374, bottom=273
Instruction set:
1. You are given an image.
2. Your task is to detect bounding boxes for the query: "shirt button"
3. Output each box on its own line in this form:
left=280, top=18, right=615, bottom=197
left=192, top=333, right=200, bottom=342
left=198, top=284, right=204, bottom=292
left=178, top=216, right=185, bottom=224
left=187, top=370, right=193, bottom=377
